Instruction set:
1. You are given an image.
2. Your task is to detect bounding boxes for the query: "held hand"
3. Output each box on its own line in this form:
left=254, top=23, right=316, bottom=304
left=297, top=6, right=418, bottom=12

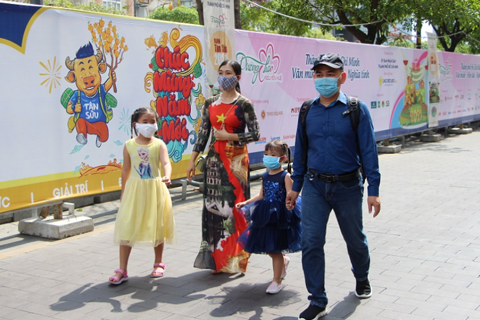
left=74, top=102, right=82, bottom=113
left=214, top=127, right=230, bottom=141
left=162, top=176, right=171, bottom=187
left=368, top=196, right=381, bottom=217
left=235, top=201, right=246, bottom=209
left=186, top=161, right=195, bottom=181
left=110, top=70, right=117, bottom=82
left=286, top=190, right=299, bottom=210
left=66, top=102, right=74, bottom=114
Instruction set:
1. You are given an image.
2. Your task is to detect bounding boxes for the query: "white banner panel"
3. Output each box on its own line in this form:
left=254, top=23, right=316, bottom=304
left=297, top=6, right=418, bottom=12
left=203, top=0, right=236, bottom=93
left=0, top=2, right=206, bottom=212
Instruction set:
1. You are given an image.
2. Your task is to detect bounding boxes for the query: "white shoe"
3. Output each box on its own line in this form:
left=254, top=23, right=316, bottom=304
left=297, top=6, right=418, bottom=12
left=96, top=136, right=102, bottom=148
left=281, top=256, right=290, bottom=279
left=266, top=281, right=285, bottom=294
left=76, top=133, right=87, bottom=145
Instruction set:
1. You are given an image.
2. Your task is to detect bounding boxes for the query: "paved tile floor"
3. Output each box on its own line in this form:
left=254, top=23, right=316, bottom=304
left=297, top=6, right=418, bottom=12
left=1, top=129, right=480, bottom=320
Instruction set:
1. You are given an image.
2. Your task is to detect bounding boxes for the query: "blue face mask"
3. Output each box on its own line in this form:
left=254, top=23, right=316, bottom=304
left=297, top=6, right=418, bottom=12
left=315, top=75, right=341, bottom=97
left=263, top=155, right=281, bottom=170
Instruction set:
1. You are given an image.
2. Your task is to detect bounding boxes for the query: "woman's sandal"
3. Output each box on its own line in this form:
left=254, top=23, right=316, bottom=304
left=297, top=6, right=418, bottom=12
left=151, top=263, right=166, bottom=278
left=109, top=269, right=128, bottom=285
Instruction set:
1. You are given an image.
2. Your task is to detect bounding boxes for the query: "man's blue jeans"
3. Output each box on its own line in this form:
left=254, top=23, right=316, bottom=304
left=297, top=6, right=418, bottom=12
left=301, top=171, right=370, bottom=308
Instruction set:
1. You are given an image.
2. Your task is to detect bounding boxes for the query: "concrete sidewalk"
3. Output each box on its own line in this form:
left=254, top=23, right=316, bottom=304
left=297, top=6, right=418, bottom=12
left=1, top=130, right=480, bottom=320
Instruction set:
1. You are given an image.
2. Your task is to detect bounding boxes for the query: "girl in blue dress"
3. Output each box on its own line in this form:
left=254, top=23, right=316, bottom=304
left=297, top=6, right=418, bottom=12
left=236, top=140, right=301, bottom=294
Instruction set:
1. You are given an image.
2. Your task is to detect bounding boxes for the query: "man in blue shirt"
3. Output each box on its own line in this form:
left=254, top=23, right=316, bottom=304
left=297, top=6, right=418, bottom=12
left=286, top=53, right=381, bottom=320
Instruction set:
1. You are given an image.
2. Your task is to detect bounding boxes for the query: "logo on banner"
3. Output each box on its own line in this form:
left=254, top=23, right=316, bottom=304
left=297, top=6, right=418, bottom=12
left=210, top=30, right=233, bottom=70
left=236, top=43, right=283, bottom=84
left=255, top=137, right=267, bottom=144
left=266, top=111, right=283, bottom=117
left=439, top=57, right=453, bottom=81
left=210, top=13, right=228, bottom=28
left=378, top=76, right=397, bottom=86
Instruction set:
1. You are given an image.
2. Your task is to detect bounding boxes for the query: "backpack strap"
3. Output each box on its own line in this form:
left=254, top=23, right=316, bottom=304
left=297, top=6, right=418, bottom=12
left=347, top=96, right=366, bottom=183
left=300, top=99, right=315, bottom=164
left=347, top=96, right=360, bottom=132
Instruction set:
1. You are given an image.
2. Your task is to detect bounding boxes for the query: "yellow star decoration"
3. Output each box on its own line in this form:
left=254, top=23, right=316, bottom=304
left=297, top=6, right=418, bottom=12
left=39, top=56, right=62, bottom=94
left=216, top=113, right=226, bottom=124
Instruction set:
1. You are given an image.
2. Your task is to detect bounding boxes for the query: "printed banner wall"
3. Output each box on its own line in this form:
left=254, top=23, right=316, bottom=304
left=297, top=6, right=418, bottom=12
left=234, top=30, right=480, bottom=156
left=0, top=2, right=206, bottom=213
left=427, top=32, right=440, bottom=127
left=1, top=2, right=480, bottom=213
left=203, top=0, right=236, bottom=94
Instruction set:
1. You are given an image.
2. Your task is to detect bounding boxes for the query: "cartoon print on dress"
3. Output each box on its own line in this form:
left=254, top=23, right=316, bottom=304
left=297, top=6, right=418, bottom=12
left=134, top=146, right=154, bottom=179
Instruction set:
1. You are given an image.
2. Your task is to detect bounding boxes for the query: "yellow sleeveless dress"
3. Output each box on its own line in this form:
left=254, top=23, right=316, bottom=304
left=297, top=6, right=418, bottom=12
left=114, top=138, right=176, bottom=247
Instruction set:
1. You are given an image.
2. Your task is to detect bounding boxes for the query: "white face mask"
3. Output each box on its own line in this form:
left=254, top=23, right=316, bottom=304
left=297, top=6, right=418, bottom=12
left=135, top=123, right=157, bottom=138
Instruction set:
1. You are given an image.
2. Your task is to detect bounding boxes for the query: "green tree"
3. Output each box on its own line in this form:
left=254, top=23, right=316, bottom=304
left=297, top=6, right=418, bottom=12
left=240, top=1, right=276, bottom=33
left=464, top=29, right=480, bottom=54
left=305, top=28, right=338, bottom=41
left=405, top=0, right=480, bottom=52
left=149, top=5, right=199, bottom=25
left=270, top=0, right=412, bottom=44
left=43, top=0, right=127, bottom=15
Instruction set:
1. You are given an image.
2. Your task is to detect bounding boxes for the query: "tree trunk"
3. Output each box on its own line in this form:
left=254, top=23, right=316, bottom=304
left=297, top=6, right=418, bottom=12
left=196, top=0, right=204, bottom=25
left=416, top=17, right=422, bottom=49
left=234, top=0, right=242, bottom=29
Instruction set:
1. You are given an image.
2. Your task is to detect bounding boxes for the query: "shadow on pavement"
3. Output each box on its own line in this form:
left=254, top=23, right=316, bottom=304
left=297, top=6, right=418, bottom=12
left=205, top=282, right=302, bottom=319
left=49, top=271, right=242, bottom=314
left=326, top=292, right=361, bottom=319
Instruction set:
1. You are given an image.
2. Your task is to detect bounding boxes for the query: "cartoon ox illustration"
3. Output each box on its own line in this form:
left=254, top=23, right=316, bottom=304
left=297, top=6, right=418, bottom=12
left=61, top=42, right=117, bottom=147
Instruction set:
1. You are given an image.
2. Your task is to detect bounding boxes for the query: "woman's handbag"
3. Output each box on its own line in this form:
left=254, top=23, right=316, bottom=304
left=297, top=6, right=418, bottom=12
left=195, top=154, right=206, bottom=172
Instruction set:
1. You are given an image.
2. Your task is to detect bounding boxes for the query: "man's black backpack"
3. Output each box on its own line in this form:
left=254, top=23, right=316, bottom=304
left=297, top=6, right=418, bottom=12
left=300, top=96, right=366, bottom=182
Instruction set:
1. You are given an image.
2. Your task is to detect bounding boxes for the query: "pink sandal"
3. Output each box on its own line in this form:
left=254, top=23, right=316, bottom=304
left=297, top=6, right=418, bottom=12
left=151, top=263, right=166, bottom=278
left=109, top=269, right=128, bottom=285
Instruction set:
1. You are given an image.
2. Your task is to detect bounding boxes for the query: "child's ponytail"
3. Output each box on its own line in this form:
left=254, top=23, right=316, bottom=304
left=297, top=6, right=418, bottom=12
left=283, top=143, right=292, bottom=173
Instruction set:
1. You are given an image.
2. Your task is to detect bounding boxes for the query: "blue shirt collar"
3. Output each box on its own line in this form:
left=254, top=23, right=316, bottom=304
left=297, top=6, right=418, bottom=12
left=314, top=91, right=348, bottom=108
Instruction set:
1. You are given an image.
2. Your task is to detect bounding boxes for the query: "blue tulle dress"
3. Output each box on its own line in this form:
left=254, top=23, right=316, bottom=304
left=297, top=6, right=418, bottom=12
left=238, top=170, right=302, bottom=254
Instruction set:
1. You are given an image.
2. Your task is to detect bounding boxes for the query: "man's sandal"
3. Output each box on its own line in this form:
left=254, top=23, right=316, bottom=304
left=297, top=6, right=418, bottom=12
left=109, top=269, right=128, bottom=285
left=151, top=263, right=166, bottom=278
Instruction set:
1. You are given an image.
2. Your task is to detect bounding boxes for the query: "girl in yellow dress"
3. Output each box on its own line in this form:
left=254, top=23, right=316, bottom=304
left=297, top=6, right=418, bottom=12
left=109, top=107, right=176, bottom=285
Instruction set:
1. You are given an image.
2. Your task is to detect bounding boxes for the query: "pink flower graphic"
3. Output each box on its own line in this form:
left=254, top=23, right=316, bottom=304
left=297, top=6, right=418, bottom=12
left=257, top=43, right=280, bottom=83
left=218, top=14, right=228, bottom=27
